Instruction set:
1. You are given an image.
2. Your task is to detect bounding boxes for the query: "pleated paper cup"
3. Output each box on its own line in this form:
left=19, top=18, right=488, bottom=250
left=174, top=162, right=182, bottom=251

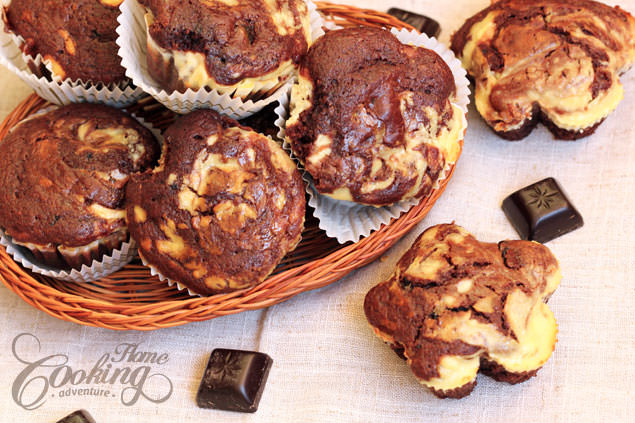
left=116, top=0, right=324, bottom=119
left=140, top=254, right=200, bottom=297
left=0, top=229, right=137, bottom=283
left=276, top=27, right=470, bottom=244
left=0, top=1, right=146, bottom=107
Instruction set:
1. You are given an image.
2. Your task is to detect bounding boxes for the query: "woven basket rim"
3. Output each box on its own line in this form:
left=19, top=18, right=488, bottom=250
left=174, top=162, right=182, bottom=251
left=0, top=2, right=463, bottom=330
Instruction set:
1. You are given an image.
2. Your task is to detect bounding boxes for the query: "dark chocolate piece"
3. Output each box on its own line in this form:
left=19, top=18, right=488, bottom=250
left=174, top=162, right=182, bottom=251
left=196, top=349, right=273, bottom=413
left=387, top=8, right=441, bottom=38
left=502, top=178, right=583, bottom=243
left=239, top=102, right=280, bottom=140
left=56, top=410, right=96, bottom=423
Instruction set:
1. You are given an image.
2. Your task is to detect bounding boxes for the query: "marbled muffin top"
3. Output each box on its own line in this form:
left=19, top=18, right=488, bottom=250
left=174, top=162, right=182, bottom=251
left=140, top=0, right=310, bottom=86
left=126, top=110, right=305, bottom=295
left=451, top=0, right=635, bottom=139
left=4, top=0, right=127, bottom=84
left=364, top=224, right=561, bottom=398
left=285, top=27, right=464, bottom=206
left=0, top=104, right=160, bottom=247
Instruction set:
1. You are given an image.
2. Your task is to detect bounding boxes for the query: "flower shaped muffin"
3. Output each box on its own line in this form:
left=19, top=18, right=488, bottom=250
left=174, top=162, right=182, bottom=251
left=451, top=0, right=635, bottom=140
left=126, top=110, right=305, bottom=295
left=364, top=224, right=561, bottom=398
left=138, top=0, right=311, bottom=99
left=285, top=27, right=465, bottom=206
left=4, top=0, right=127, bottom=84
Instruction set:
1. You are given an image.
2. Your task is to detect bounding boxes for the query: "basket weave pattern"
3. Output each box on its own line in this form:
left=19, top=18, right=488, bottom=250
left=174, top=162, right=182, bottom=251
left=0, top=3, right=461, bottom=330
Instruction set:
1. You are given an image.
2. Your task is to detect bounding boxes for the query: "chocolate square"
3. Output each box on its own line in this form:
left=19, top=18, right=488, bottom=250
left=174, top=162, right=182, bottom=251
left=239, top=103, right=279, bottom=140
left=387, top=8, right=441, bottom=38
left=502, top=177, right=583, bottom=243
left=196, top=348, right=273, bottom=413
left=56, top=410, right=95, bottom=423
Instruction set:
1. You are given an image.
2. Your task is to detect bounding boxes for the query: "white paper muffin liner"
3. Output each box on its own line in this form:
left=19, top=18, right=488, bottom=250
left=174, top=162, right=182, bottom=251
left=117, top=0, right=324, bottom=118
left=0, top=107, right=163, bottom=283
left=0, top=0, right=146, bottom=107
left=0, top=228, right=137, bottom=283
left=140, top=255, right=199, bottom=297
left=276, top=27, right=470, bottom=244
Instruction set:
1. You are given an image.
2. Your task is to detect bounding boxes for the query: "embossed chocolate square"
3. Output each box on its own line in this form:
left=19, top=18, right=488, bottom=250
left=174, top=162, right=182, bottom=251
left=387, top=8, right=441, bottom=38
left=196, top=348, right=273, bottom=413
left=56, top=410, right=95, bottom=423
left=502, top=177, right=583, bottom=243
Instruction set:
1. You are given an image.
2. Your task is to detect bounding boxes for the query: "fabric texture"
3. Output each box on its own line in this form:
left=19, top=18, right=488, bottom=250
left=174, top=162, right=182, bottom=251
left=0, top=1, right=633, bottom=421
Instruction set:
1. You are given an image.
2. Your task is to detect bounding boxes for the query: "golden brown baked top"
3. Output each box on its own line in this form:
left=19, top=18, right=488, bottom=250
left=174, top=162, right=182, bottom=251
left=451, top=0, right=635, bottom=138
left=140, top=0, right=309, bottom=87
left=126, top=110, right=305, bottom=295
left=0, top=104, right=160, bottom=247
left=4, top=0, right=127, bottom=84
left=364, top=224, right=561, bottom=398
left=285, top=27, right=464, bottom=206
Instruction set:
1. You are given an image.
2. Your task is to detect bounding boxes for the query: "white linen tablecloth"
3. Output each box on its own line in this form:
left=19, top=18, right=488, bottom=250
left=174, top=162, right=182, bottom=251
left=0, top=1, right=633, bottom=422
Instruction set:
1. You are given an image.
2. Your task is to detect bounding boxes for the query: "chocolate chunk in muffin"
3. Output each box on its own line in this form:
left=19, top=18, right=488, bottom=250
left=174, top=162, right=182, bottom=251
left=285, top=27, right=465, bottom=206
left=4, top=0, right=127, bottom=84
left=126, top=109, right=305, bottom=295
left=451, top=0, right=635, bottom=140
left=364, top=224, right=561, bottom=398
left=0, top=104, right=160, bottom=268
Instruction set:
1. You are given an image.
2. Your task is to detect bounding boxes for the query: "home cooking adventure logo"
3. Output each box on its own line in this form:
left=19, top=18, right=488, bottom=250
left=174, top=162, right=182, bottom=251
left=11, top=333, right=173, bottom=410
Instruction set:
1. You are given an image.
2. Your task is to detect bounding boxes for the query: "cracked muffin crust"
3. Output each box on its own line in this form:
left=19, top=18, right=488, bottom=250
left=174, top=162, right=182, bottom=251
left=451, top=0, right=635, bottom=140
left=4, top=0, right=127, bottom=84
left=364, top=224, right=561, bottom=398
left=139, top=0, right=311, bottom=99
left=126, top=109, right=305, bottom=296
left=0, top=103, right=160, bottom=268
left=285, top=27, right=465, bottom=206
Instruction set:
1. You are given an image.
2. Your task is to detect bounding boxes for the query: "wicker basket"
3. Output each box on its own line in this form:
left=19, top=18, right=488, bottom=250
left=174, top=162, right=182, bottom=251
left=0, top=2, right=461, bottom=330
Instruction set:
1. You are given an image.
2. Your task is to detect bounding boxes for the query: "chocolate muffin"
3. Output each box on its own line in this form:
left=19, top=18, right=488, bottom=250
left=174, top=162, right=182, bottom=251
left=139, top=0, right=311, bottom=99
left=285, top=27, right=465, bottom=206
left=364, top=224, right=561, bottom=398
left=4, top=0, right=127, bottom=84
left=451, top=0, right=635, bottom=140
left=0, top=104, right=160, bottom=269
left=126, top=110, right=305, bottom=295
